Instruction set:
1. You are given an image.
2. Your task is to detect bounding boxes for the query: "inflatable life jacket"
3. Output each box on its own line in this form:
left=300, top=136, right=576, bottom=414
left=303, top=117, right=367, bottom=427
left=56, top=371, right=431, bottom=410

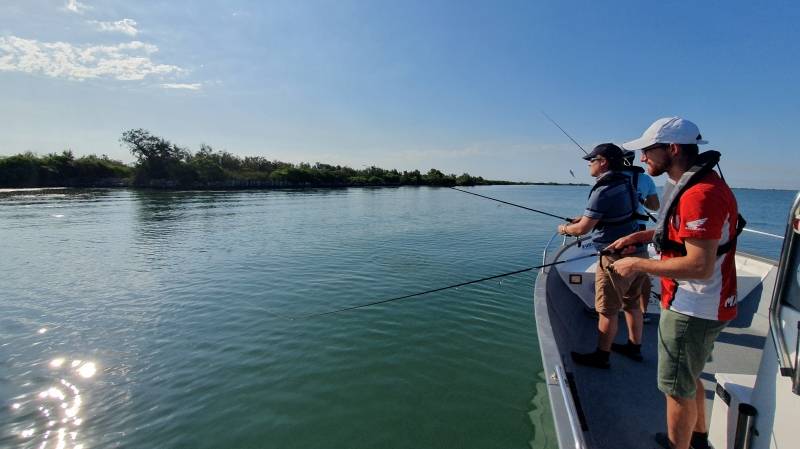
left=588, top=171, right=640, bottom=231
left=621, top=165, right=655, bottom=222
left=653, top=151, right=746, bottom=256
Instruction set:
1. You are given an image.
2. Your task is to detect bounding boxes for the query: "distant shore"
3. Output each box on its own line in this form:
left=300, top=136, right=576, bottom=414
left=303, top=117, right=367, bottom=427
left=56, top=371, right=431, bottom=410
left=0, top=181, right=589, bottom=191
left=0, top=129, right=590, bottom=190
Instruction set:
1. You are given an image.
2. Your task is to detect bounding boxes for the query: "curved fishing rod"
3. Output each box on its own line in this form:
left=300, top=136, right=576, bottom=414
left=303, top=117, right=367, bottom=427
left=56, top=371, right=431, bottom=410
left=285, top=252, right=600, bottom=320
left=541, top=110, right=658, bottom=223
left=541, top=111, right=589, bottom=155
left=449, top=187, right=573, bottom=221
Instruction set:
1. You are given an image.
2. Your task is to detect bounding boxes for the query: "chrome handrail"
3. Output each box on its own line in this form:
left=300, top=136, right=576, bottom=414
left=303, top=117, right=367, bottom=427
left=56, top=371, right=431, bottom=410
left=768, top=192, right=800, bottom=380
left=542, top=232, right=562, bottom=267
left=555, top=364, right=587, bottom=449
left=542, top=232, right=590, bottom=269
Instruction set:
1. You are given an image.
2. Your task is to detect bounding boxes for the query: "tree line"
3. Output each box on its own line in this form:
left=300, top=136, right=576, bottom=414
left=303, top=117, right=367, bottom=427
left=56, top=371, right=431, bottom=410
left=0, top=129, right=578, bottom=189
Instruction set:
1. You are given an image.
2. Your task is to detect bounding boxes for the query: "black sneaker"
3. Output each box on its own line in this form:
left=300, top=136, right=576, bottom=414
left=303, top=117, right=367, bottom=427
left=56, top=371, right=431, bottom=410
left=690, top=433, right=711, bottom=449
left=654, top=432, right=672, bottom=449
left=570, top=351, right=610, bottom=369
left=654, top=432, right=710, bottom=449
left=611, top=342, right=644, bottom=362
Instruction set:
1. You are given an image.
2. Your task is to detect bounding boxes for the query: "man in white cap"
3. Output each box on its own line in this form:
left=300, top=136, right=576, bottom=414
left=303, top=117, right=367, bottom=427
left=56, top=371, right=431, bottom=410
left=608, top=117, right=740, bottom=449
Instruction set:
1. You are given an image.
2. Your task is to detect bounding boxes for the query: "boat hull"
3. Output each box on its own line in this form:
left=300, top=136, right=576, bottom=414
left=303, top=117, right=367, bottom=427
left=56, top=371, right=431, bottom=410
left=534, top=240, right=777, bottom=449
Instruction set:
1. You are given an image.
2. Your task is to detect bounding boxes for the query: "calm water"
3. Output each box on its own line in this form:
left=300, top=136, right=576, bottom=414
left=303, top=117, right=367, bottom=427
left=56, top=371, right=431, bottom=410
left=0, top=185, right=794, bottom=449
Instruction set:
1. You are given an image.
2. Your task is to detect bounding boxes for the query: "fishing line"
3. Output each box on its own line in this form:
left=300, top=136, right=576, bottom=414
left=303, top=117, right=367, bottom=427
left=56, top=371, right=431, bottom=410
left=449, top=187, right=572, bottom=221
left=284, top=252, right=600, bottom=320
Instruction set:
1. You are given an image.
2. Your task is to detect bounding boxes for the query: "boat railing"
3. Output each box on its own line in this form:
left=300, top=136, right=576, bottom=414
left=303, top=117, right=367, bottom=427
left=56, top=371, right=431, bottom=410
left=542, top=231, right=592, bottom=271
left=553, top=364, right=587, bottom=449
left=768, top=192, right=800, bottom=392
left=541, top=232, right=565, bottom=267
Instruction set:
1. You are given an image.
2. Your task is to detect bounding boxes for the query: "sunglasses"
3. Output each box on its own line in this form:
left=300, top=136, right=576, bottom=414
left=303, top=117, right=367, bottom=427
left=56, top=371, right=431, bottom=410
left=641, top=144, right=669, bottom=155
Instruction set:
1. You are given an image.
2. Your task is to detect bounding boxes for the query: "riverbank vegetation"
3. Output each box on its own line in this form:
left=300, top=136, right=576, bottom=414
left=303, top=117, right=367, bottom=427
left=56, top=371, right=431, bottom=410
left=0, top=151, right=132, bottom=187
left=0, top=129, right=586, bottom=189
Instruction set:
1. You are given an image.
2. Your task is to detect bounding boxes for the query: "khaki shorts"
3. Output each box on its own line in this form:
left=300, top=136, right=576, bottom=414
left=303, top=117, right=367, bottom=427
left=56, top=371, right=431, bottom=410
left=657, top=308, right=728, bottom=398
left=595, top=251, right=650, bottom=315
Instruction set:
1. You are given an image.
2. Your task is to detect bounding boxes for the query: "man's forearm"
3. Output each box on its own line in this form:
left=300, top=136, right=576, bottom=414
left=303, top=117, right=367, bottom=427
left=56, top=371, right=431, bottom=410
left=625, top=256, right=712, bottom=280
left=560, top=216, right=598, bottom=236
left=631, top=229, right=655, bottom=244
left=610, top=237, right=717, bottom=279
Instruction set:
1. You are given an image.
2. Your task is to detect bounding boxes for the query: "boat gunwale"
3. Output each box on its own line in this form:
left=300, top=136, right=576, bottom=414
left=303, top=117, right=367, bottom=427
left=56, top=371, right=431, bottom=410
left=534, top=240, right=778, bottom=449
left=534, top=238, right=589, bottom=449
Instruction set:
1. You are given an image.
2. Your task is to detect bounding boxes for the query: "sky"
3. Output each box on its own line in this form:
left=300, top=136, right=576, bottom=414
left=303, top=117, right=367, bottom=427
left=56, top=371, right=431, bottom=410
left=1, top=0, right=798, bottom=189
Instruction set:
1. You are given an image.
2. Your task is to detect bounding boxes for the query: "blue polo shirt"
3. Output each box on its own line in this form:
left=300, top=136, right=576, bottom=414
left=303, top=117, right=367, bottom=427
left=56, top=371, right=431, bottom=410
left=584, top=171, right=638, bottom=247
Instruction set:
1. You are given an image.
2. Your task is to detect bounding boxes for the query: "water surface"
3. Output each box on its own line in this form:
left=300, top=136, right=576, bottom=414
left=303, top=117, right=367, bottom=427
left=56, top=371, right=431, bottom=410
left=0, top=185, right=792, bottom=448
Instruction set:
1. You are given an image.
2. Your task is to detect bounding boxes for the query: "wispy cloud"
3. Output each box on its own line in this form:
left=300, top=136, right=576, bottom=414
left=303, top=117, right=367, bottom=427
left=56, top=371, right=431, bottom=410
left=0, top=36, right=182, bottom=81
left=161, top=83, right=202, bottom=90
left=65, top=0, right=90, bottom=14
left=90, top=18, right=138, bottom=36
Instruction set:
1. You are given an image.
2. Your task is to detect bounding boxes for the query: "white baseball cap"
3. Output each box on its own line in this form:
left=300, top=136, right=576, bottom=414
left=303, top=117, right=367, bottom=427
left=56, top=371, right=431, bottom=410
left=623, top=117, right=708, bottom=150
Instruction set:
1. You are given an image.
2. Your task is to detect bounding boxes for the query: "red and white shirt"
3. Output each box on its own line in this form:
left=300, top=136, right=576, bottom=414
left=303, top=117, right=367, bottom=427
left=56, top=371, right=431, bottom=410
left=660, top=171, right=738, bottom=321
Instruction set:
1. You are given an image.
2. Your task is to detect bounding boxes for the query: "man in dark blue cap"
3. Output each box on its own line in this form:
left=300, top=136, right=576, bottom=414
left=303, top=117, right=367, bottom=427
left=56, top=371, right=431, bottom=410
left=557, top=143, right=649, bottom=368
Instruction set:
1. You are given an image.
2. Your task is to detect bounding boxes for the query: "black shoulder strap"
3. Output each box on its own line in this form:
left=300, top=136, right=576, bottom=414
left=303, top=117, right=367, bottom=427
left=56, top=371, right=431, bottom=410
left=716, top=213, right=746, bottom=256
left=660, top=213, right=746, bottom=256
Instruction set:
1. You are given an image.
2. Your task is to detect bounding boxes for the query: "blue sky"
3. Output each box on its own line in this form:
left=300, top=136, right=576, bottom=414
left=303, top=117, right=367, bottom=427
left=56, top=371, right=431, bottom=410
left=1, top=0, right=798, bottom=189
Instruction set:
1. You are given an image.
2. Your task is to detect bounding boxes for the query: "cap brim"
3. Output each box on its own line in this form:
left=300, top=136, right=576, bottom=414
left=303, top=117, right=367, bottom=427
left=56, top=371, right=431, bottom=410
left=622, top=136, right=655, bottom=151
left=697, top=139, right=708, bottom=145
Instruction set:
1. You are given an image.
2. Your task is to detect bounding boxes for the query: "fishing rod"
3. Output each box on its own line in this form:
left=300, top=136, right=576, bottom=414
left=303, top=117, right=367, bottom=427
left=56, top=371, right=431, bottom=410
left=541, top=110, right=658, bottom=223
left=541, top=111, right=589, bottom=155
left=282, top=252, right=600, bottom=320
left=449, top=187, right=573, bottom=221
left=643, top=211, right=784, bottom=240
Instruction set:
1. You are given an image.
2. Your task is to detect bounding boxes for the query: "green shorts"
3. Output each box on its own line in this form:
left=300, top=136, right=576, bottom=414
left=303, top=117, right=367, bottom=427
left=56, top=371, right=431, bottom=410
left=657, top=308, right=728, bottom=398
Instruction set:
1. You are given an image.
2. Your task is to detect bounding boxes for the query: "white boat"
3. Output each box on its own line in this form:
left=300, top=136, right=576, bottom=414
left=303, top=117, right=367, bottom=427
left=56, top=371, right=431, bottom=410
left=534, top=192, right=800, bottom=449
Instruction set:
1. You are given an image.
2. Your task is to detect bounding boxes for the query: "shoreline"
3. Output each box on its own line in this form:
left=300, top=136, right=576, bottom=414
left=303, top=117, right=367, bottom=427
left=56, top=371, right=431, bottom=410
left=0, top=187, right=69, bottom=193
left=0, top=182, right=590, bottom=192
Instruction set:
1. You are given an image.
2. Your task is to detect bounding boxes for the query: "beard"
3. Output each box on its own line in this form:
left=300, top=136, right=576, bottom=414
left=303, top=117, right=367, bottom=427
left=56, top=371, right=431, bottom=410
left=646, top=153, right=671, bottom=177
left=647, top=163, right=666, bottom=177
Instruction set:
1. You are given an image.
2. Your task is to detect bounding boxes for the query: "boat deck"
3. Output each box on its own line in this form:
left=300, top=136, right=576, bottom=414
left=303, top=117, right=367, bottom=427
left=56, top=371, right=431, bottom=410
left=538, top=253, right=776, bottom=449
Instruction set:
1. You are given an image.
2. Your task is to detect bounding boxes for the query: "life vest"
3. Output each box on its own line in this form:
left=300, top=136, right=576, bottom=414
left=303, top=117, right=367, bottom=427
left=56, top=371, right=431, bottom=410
left=621, top=165, right=655, bottom=222
left=623, top=165, right=644, bottom=191
left=588, top=171, right=639, bottom=231
left=653, top=151, right=746, bottom=256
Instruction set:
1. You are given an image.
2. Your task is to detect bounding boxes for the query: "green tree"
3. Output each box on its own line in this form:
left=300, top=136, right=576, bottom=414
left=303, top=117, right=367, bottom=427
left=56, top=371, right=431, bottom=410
left=120, top=129, right=192, bottom=184
left=423, top=168, right=456, bottom=186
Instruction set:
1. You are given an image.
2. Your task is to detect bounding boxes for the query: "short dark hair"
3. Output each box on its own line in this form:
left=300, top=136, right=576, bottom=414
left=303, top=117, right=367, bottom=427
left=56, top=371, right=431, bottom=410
left=678, top=143, right=699, bottom=158
left=607, top=157, right=625, bottom=171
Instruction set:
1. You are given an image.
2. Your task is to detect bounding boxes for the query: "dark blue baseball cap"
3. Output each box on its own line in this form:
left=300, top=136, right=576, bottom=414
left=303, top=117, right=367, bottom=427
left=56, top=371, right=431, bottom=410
left=582, top=143, right=624, bottom=161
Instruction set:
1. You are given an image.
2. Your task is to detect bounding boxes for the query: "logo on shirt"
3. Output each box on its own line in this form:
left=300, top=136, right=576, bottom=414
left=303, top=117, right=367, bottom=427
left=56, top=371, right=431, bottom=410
left=686, top=218, right=708, bottom=231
